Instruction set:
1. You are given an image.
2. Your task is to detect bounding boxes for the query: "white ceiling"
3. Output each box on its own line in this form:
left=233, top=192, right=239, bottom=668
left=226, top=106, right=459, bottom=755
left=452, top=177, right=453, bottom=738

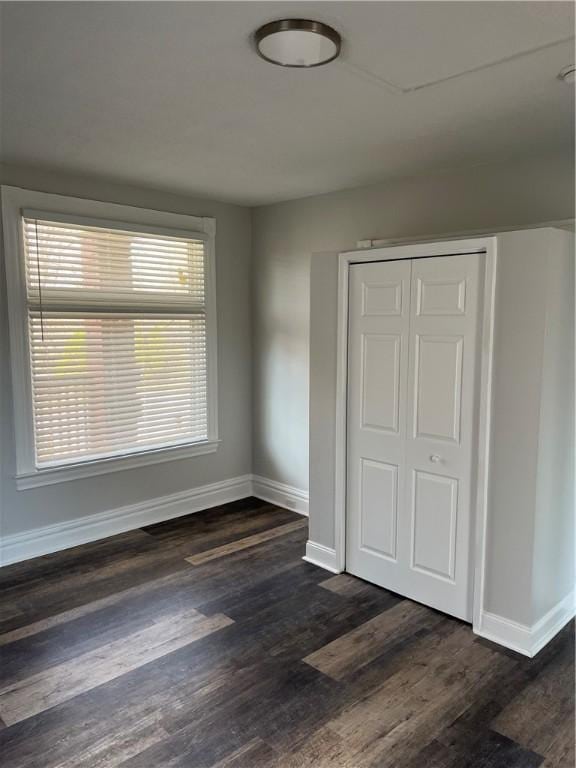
left=1, top=2, right=574, bottom=205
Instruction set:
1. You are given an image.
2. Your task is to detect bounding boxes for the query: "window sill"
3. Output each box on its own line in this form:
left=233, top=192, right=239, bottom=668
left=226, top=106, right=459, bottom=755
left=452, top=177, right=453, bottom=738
left=15, top=440, right=220, bottom=490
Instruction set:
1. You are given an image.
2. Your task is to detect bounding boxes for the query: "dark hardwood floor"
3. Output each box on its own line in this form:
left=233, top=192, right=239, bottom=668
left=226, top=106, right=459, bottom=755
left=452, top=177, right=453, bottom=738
left=0, top=497, right=573, bottom=767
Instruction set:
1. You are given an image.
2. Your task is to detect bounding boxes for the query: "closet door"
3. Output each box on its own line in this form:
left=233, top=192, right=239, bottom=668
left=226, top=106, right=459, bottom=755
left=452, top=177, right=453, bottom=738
left=346, top=253, right=481, bottom=621
left=346, top=260, right=411, bottom=594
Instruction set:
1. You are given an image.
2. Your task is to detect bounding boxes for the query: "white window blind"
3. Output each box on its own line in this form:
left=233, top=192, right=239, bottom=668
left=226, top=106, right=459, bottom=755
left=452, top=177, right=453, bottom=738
left=23, top=215, right=209, bottom=467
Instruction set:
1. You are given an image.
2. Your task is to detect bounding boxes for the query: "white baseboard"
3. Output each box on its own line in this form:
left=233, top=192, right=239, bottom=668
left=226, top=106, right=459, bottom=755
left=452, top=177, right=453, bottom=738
left=530, top=591, right=576, bottom=656
left=475, top=591, right=575, bottom=657
left=0, top=475, right=253, bottom=567
left=1, top=471, right=310, bottom=568
left=303, top=540, right=341, bottom=574
left=252, top=474, right=309, bottom=516
left=476, top=612, right=534, bottom=656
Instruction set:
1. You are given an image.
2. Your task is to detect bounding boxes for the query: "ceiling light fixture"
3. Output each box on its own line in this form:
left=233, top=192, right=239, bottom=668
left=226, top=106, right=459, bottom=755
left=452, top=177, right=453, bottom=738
left=254, top=19, right=341, bottom=68
left=558, top=64, right=576, bottom=84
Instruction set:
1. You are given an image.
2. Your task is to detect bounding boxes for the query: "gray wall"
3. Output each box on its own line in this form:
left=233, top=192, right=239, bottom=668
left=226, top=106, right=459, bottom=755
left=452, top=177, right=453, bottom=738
left=252, top=152, right=575, bottom=494
left=532, top=230, right=575, bottom=623
left=483, top=229, right=573, bottom=626
left=308, top=253, right=340, bottom=549
left=0, top=164, right=253, bottom=536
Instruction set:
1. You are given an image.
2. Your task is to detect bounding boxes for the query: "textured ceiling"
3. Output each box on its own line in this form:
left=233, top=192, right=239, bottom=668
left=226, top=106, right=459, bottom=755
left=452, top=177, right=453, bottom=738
left=1, top=1, right=574, bottom=205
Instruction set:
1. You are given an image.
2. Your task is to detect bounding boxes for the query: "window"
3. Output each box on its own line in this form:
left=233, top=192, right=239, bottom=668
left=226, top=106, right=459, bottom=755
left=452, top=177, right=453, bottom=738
left=2, top=188, right=217, bottom=488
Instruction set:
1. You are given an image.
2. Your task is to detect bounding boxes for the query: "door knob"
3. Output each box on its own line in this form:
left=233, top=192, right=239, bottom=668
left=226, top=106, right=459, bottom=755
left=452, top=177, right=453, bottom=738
left=429, top=454, right=442, bottom=463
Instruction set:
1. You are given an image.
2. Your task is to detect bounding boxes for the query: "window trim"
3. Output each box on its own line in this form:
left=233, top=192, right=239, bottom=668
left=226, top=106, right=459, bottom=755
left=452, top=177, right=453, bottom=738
left=2, top=186, right=218, bottom=489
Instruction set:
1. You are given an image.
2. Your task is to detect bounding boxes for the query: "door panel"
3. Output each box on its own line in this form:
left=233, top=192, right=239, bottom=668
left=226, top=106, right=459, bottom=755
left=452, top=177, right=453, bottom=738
left=361, top=334, right=401, bottom=432
left=360, top=458, right=398, bottom=561
left=411, top=470, right=458, bottom=581
left=362, top=281, right=403, bottom=316
left=414, top=334, right=463, bottom=443
left=346, top=260, right=410, bottom=593
left=416, top=277, right=467, bottom=316
left=347, top=253, right=482, bottom=621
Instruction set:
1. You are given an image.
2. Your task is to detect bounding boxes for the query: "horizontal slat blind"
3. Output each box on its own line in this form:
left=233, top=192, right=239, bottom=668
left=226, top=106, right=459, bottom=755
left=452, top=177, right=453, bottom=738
left=23, top=217, right=208, bottom=467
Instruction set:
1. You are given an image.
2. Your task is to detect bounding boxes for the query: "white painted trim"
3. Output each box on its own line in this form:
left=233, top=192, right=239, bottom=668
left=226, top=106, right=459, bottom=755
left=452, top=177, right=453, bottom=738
left=530, top=592, right=576, bottom=656
left=527, top=618, right=558, bottom=657
left=1, top=186, right=218, bottom=485
left=476, top=591, right=575, bottom=657
left=15, top=440, right=220, bottom=489
left=333, top=246, right=350, bottom=573
left=355, top=219, right=575, bottom=251
left=204, top=216, right=219, bottom=446
left=334, top=237, right=498, bottom=615
left=251, top=475, right=309, bottom=516
left=472, top=245, right=498, bottom=633
left=0, top=474, right=252, bottom=567
left=303, top=541, right=341, bottom=574
left=477, top=611, right=536, bottom=657
left=340, top=237, right=494, bottom=264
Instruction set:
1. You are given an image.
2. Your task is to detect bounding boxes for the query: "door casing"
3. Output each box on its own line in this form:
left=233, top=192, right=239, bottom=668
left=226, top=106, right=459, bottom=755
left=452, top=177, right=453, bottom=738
left=333, top=237, right=498, bottom=633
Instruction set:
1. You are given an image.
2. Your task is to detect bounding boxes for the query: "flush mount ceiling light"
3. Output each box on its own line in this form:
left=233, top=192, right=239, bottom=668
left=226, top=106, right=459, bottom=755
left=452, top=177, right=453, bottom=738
left=254, top=19, right=341, bottom=68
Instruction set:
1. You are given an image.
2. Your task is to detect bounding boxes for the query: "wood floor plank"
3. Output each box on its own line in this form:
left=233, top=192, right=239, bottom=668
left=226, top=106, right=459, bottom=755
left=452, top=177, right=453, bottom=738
left=0, top=565, right=197, bottom=647
left=142, top=496, right=271, bottom=539
left=457, top=731, right=545, bottom=768
left=0, top=614, right=436, bottom=768
left=114, top=677, right=281, bottom=768
left=202, top=581, right=400, bottom=668
left=272, top=727, right=351, bottom=768
left=0, top=596, right=124, bottom=648
left=323, top=625, right=499, bottom=766
left=0, top=601, right=24, bottom=625
left=143, top=498, right=300, bottom=554
left=0, top=609, right=233, bottom=726
left=185, top=519, right=307, bottom=565
left=0, top=534, right=191, bottom=636
left=355, top=650, right=511, bottom=768
left=0, top=631, right=246, bottom=768
left=1, top=522, right=307, bottom=641
left=405, top=732, right=545, bottom=768
left=303, top=600, right=432, bottom=680
left=492, top=638, right=575, bottom=756
left=208, top=738, right=279, bottom=768
left=400, top=738, right=457, bottom=768
left=0, top=529, right=164, bottom=595
left=150, top=658, right=344, bottom=764
left=319, top=573, right=385, bottom=599
left=0, top=564, right=251, bottom=690
left=55, top=710, right=172, bottom=768
left=198, top=559, right=329, bottom=622
left=541, top=716, right=576, bottom=768
left=433, top=668, right=524, bottom=757
left=0, top=606, right=154, bottom=690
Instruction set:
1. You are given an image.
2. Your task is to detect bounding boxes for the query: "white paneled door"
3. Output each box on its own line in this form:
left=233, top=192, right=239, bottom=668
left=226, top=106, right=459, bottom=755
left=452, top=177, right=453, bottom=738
left=346, top=254, right=481, bottom=621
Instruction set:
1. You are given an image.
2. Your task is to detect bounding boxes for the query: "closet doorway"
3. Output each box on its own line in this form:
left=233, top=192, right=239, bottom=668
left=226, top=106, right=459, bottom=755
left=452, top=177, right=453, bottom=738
left=335, top=239, right=497, bottom=624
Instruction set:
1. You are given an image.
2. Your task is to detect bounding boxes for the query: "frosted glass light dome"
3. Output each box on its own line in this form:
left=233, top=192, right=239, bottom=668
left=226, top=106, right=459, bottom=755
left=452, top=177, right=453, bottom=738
left=255, top=20, right=341, bottom=68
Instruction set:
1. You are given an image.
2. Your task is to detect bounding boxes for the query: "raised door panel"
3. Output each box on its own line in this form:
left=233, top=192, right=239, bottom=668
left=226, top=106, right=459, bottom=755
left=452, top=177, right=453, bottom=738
left=411, top=470, right=458, bottom=581
left=359, top=458, right=398, bottom=561
left=361, top=334, right=401, bottom=433
left=362, top=281, right=403, bottom=316
left=416, top=277, right=466, bottom=316
left=414, top=335, right=463, bottom=443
